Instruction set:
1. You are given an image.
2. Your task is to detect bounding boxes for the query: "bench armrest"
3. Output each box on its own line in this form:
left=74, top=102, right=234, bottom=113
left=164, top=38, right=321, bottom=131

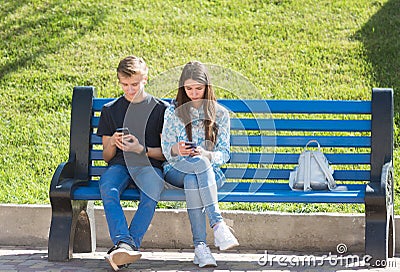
left=365, top=161, right=393, bottom=205
left=50, top=161, right=75, bottom=188
left=49, top=159, right=89, bottom=199
left=381, top=161, right=394, bottom=207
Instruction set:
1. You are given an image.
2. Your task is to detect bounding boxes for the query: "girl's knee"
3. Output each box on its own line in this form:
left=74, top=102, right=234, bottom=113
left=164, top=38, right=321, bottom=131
left=183, top=174, right=199, bottom=189
left=188, top=156, right=212, bottom=174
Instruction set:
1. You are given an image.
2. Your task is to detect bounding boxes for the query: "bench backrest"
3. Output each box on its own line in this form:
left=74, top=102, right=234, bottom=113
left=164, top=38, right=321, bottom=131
left=68, top=87, right=393, bottom=186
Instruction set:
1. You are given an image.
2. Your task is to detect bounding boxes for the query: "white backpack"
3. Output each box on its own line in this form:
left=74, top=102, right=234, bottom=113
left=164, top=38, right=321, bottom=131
left=289, top=140, right=336, bottom=191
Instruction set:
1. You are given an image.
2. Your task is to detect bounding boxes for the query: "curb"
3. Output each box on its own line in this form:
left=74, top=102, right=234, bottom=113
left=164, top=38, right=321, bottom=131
left=0, top=204, right=398, bottom=254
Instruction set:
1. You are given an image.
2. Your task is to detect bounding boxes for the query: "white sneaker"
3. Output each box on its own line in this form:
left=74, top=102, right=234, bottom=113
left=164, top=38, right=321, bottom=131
left=214, top=221, right=239, bottom=250
left=193, top=242, right=217, bottom=267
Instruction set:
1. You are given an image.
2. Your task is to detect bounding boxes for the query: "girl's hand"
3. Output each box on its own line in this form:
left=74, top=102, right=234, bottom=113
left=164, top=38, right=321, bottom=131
left=172, top=141, right=195, bottom=156
left=190, top=146, right=213, bottom=161
left=189, top=146, right=201, bottom=157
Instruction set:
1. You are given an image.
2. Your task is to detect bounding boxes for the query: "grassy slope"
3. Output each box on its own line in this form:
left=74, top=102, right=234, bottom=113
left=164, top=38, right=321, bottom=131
left=0, top=0, right=399, bottom=213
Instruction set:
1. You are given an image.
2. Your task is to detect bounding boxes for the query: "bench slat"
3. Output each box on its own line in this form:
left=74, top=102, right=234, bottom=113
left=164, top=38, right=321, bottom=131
left=228, top=153, right=370, bottom=164
left=89, top=166, right=369, bottom=181
left=231, top=119, right=371, bottom=132
left=92, top=99, right=371, bottom=114
left=90, top=150, right=370, bottom=164
left=72, top=181, right=365, bottom=203
left=222, top=168, right=370, bottom=181
left=90, top=134, right=371, bottom=147
left=93, top=98, right=114, bottom=111
left=91, top=117, right=371, bottom=132
left=220, top=100, right=371, bottom=114
left=231, top=135, right=371, bottom=147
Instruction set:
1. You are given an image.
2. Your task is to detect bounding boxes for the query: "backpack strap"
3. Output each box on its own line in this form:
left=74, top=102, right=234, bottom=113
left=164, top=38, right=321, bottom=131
left=303, top=151, right=312, bottom=191
left=312, top=153, right=336, bottom=190
left=305, top=140, right=321, bottom=151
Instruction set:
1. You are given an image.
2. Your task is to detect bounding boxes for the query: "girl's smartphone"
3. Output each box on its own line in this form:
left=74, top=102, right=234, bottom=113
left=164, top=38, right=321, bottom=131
left=185, top=141, right=197, bottom=149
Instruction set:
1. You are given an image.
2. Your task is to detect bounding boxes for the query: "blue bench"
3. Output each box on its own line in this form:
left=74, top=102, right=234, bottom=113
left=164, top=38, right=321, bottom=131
left=48, top=86, right=394, bottom=267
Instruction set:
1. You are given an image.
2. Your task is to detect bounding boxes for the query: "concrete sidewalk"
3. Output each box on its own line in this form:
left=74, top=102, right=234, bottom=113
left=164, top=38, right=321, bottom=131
left=0, top=247, right=398, bottom=272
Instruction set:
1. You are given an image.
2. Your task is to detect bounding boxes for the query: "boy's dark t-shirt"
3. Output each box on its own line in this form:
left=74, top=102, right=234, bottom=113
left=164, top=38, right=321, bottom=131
left=97, top=94, right=168, bottom=169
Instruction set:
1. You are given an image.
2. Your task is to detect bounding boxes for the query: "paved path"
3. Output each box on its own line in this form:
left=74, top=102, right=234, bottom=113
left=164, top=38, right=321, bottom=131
left=0, top=247, right=398, bottom=271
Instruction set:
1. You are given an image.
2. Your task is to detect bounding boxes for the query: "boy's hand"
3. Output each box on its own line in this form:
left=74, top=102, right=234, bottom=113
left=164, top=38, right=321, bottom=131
left=110, top=131, right=124, bottom=147
left=115, top=133, right=144, bottom=154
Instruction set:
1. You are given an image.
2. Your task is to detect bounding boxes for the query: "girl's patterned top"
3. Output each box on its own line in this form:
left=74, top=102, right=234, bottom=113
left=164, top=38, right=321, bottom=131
left=161, top=101, right=230, bottom=175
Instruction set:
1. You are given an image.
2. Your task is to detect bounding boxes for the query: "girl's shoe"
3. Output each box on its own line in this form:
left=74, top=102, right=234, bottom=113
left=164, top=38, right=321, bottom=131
left=214, top=221, right=239, bottom=250
left=193, top=242, right=217, bottom=267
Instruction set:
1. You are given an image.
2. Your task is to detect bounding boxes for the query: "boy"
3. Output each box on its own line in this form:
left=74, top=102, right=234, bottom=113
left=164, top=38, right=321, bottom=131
left=97, top=56, right=167, bottom=270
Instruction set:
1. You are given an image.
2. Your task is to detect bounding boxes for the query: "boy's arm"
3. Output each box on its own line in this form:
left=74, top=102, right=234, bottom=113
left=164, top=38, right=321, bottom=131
left=146, top=145, right=165, bottom=161
left=102, top=135, right=117, bottom=163
left=145, top=133, right=165, bottom=161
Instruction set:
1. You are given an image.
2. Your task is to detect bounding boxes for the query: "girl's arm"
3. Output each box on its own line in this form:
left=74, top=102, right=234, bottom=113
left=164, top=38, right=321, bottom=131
left=161, top=106, right=182, bottom=163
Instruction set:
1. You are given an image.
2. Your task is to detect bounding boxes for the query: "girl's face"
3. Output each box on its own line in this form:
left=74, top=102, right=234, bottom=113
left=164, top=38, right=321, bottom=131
left=118, top=73, right=147, bottom=102
left=183, top=78, right=206, bottom=101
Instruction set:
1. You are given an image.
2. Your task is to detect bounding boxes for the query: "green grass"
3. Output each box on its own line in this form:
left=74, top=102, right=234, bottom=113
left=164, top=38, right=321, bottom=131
left=1, top=0, right=399, bottom=213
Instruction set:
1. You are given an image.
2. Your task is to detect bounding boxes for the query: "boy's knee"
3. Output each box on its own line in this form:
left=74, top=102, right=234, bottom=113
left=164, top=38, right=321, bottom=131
left=140, top=192, right=159, bottom=207
left=100, top=187, right=120, bottom=203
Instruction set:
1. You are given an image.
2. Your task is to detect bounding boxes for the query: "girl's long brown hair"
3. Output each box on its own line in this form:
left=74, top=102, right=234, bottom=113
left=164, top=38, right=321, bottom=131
left=175, top=61, right=218, bottom=150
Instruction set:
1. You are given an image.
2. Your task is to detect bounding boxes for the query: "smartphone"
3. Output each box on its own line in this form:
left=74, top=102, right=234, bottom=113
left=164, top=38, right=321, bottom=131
left=185, top=141, right=197, bottom=149
left=116, top=127, right=130, bottom=135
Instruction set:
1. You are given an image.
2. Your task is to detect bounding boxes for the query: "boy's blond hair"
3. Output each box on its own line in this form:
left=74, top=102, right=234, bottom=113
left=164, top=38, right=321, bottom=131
left=117, top=56, right=148, bottom=78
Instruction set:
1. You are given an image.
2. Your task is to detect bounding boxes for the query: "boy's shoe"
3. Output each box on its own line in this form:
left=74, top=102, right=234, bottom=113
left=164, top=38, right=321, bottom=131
left=105, top=242, right=141, bottom=271
left=214, top=221, right=239, bottom=250
left=193, top=242, right=217, bottom=268
left=105, top=255, right=129, bottom=271
left=105, top=255, right=120, bottom=271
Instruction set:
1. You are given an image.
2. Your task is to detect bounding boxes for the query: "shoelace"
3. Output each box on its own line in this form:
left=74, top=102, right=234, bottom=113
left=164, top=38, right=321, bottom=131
left=197, top=243, right=212, bottom=256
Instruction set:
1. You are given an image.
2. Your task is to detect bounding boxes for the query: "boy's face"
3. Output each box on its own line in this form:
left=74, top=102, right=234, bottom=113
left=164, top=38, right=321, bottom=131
left=118, top=73, right=147, bottom=102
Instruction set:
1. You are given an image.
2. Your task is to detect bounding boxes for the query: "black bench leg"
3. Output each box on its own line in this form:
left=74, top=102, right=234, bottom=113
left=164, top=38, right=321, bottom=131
left=48, top=200, right=95, bottom=261
left=365, top=163, right=395, bottom=267
left=388, top=210, right=395, bottom=258
left=365, top=212, right=394, bottom=267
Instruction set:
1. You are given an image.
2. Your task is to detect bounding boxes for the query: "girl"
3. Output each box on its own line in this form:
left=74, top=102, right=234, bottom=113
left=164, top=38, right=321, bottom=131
left=161, top=61, right=239, bottom=268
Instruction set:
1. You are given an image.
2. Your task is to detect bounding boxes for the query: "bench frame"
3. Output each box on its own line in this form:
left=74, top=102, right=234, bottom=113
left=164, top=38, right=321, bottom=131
left=48, top=86, right=394, bottom=267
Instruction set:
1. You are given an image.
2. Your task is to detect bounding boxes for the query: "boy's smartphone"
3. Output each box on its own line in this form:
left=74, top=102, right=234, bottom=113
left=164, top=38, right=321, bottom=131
left=185, top=141, right=197, bottom=149
left=116, top=127, right=130, bottom=135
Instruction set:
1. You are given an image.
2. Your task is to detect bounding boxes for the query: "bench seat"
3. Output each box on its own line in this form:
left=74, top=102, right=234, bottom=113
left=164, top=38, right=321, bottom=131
left=72, top=181, right=366, bottom=203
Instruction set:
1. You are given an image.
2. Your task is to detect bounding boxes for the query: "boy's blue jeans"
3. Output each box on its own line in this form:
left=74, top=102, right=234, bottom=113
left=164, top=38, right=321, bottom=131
left=99, top=164, right=164, bottom=249
left=164, top=156, right=224, bottom=246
